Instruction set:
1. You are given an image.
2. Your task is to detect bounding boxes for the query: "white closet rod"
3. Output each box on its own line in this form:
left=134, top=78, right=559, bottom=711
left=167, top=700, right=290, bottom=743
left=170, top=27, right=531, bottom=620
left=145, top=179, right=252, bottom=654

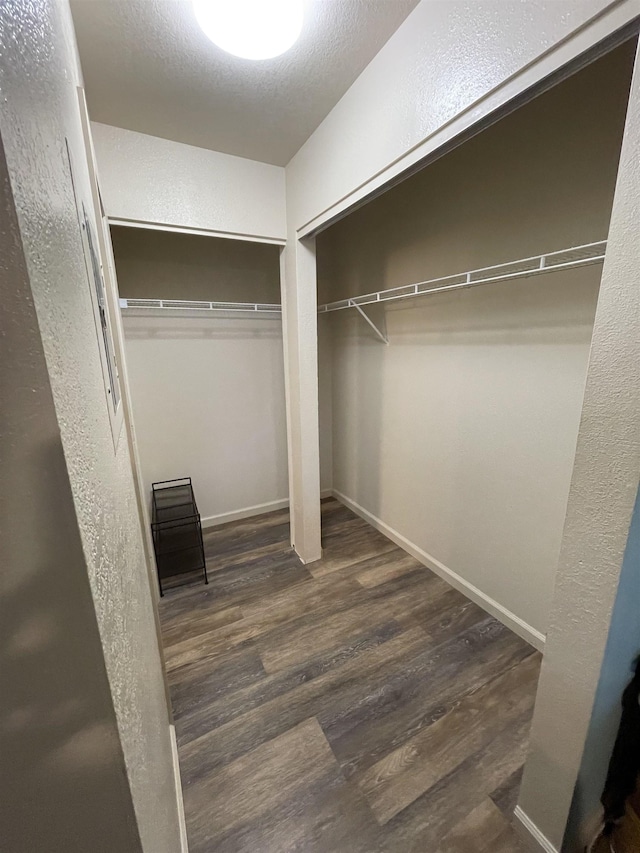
left=119, top=298, right=282, bottom=315
left=317, top=240, right=607, bottom=314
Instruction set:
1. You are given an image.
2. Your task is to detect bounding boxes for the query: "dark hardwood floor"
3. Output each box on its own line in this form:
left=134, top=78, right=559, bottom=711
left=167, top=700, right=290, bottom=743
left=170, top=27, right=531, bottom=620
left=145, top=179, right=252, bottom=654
left=158, top=499, right=540, bottom=852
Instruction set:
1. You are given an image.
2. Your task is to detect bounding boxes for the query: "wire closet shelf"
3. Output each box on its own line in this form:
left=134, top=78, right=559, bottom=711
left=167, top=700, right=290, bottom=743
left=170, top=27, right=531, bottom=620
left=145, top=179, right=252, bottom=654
left=317, top=240, right=607, bottom=314
left=119, top=298, right=282, bottom=315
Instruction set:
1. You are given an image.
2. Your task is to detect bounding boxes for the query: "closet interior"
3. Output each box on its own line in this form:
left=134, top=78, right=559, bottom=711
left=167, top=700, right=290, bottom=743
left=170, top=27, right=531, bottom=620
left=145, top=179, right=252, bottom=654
left=111, top=226, right=289, bottom=531
left=316, top=39, right=636, bottom=644
left=111, top=40, right=636, bottom=634
left=8, top=2, right=640, bottom=850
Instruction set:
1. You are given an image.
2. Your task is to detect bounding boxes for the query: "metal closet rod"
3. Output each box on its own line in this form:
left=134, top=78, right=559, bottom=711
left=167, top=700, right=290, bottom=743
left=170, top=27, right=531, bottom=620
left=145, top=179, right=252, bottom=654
left=317, top=240, right=607, bottom=315
left=119, top=298, right=282, bottom=315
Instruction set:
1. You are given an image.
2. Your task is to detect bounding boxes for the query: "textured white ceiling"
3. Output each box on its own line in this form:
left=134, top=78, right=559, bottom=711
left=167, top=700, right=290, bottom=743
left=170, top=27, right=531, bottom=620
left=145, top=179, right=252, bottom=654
left=71, top=0, right=420, bottom=166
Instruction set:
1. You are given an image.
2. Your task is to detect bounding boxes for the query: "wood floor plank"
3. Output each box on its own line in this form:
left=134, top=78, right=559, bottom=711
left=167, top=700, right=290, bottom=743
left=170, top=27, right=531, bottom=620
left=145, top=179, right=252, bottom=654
left=183, top=718, right=335, bottom=853
left=325, top=620, right=537, bottom=779
left=169, top=644, right=266, bottom=721
left=160, top=604, right=243, bottom=647
left=173, top=620, right=404, bottom=746
left=402, top=586, right=492, bottom=645
left=437, top=798, right=527, bottom=853
left=257, top=567, right=440, bottom=673
left=382, top=705, right=534, bottom=851
left=166, top=561, right=395, bottom=672
left=158, top=498, right=542, bottom=852
left=355, top=551, right=425, bottom=588
left=177, top=626, right=429, bottom=780
left=357, top=653, right=540, bottom=825
left=311, top=525, right=399, bottom=578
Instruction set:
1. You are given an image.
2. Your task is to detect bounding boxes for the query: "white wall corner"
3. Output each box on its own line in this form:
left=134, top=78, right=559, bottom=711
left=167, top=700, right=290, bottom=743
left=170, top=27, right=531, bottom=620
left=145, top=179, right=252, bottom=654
left=514, top=806, right=560, bottom=853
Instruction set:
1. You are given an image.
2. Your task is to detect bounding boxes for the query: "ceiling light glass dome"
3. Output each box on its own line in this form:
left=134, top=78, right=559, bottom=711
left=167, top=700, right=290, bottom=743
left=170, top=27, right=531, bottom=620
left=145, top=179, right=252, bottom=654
left=193, top=0, right=304, bottom=61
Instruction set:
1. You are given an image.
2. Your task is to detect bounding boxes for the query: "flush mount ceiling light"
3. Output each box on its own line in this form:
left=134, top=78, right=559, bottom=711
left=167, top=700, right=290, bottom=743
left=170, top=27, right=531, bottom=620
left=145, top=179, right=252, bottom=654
left=193, top=0, right=304, bottom=60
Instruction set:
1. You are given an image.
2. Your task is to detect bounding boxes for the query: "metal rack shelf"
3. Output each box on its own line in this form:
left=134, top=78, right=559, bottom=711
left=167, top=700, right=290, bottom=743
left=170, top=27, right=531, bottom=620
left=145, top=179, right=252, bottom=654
left=119, top=297, right=282, bottom=315
left=317, top=240, right=607, bottom=344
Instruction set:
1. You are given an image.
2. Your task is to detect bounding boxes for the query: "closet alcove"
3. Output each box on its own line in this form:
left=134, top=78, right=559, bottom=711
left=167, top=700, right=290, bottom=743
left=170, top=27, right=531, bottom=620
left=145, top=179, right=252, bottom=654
left=111, top=226, right=289, bottom=535
left=315, top=39, right=637, bottom=645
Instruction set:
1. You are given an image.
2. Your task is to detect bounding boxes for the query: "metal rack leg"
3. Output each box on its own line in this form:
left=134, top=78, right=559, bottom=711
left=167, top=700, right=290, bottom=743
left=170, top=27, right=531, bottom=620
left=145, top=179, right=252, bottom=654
left=198, top=519, right=209, bottom=586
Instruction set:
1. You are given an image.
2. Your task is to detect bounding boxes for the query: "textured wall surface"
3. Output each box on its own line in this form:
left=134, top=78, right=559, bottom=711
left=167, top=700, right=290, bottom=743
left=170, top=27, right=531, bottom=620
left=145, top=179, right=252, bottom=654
left=287, top=0, right=640, bottom=233
left=0, top=3, right=181, bottom=851
left=518, top=40, right=640, bottom=850
left=317, top=44, right=633, bottom=640
left=92, top=121, right=287, bottom=242
left=113, top=225, right=289, bottom=524
left=0, top=124, right=142, bottom=853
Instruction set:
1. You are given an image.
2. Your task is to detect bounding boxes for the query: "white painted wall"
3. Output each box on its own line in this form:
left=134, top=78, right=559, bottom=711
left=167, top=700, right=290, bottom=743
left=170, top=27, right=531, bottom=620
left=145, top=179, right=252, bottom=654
left=123, top=313, right=289, bottom=525
left=518, top=40, right=640, bottom=851
left=0, top=2, right=180, bottom=850
left=318, top=43, right=634, bottom=643
left=113, top=228, right=290, bottom=525
left=92, top=121, right=287, bottom=243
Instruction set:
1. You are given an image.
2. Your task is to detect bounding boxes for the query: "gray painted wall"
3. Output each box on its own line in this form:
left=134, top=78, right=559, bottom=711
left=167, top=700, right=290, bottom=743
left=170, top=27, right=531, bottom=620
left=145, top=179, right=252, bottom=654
left=112, top=225, right=281, bottom=303
left=0, top=2, right=181, bottom=850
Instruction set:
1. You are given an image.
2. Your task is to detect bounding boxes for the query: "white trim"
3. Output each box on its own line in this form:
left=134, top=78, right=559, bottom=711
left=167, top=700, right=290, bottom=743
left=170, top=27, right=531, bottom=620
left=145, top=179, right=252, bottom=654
left=513, top=806, right=559, bottom=853
left=108, top=217, right=286, bottom=247
left=201, top=498, right=289, bottom=528
left=169, top=724, right=189, bottom=853
left=332, top=489, right=545, bottom=652
left=297, top=0, right=639, bottom=238
left=119, top=297, right=281, bottom=316
left=201, top=491, right=333, bottom=529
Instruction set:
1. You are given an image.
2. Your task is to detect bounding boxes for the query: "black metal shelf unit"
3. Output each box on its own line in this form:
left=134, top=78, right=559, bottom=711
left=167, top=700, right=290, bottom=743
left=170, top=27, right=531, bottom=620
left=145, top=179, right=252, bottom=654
left=151, top=478, right=208, bottom=596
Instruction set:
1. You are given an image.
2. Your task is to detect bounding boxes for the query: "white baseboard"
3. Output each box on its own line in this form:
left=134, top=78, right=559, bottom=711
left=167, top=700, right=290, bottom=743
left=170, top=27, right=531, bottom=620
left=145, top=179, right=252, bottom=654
left=169, top=724, right=189, bottom=853
left=332, top=489, right=545, bottom=652
left=201, top=490, right=334, bottom=529
left=201, top=498, right=289, bottom=528
left=514, top=806, right=559, bottom=853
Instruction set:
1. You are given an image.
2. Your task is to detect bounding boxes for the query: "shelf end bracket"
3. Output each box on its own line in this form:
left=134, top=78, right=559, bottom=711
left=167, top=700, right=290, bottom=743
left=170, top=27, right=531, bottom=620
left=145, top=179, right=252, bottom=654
left=349, top=300, right=389, bottom=344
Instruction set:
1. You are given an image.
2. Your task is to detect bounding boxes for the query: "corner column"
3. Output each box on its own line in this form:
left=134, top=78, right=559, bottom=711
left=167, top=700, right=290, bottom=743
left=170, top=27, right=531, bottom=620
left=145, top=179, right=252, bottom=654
left=280, top=234, right=322, bottom=564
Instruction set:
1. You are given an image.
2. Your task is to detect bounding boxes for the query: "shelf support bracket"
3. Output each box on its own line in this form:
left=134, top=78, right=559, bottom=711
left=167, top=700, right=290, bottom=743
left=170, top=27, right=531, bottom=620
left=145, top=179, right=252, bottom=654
left=349, top=300, right=389, bottom=344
